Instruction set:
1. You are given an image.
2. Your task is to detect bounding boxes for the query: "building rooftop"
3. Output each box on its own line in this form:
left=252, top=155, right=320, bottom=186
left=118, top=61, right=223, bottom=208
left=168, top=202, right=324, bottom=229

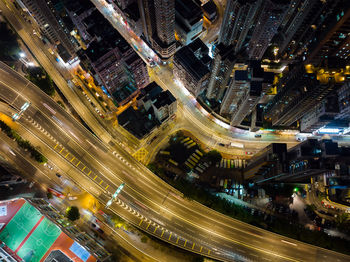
left=138, top=82, right=163, bottom=102
left=111, top=82, right=137, bottom=104
left=250, top=81, right=262, bottom=96
left=65, top=0, right=95, bottom=15
left=235, top=70, right=249, bottom=81
left=175, top=45, right=210, bottom=81
left=118, top=107, right=157, bottom=139
left=153, top=90, right=176, bottom=109
left=175, top=0, right=202, bottom=26
left=216, top=43, right=236, bottom=61
left=202, top=0, right=217, bottom=16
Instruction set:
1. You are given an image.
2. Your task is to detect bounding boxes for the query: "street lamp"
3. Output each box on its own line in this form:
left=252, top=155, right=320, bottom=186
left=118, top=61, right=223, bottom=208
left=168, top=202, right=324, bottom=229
left=106, top=182, right=125, bottom=208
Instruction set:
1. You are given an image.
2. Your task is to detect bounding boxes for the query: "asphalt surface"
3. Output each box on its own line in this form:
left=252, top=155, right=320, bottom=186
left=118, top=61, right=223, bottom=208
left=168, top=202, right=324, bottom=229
left=1, top=63, right=350, bottom=262
left=1, top=0, right=350, bottom=261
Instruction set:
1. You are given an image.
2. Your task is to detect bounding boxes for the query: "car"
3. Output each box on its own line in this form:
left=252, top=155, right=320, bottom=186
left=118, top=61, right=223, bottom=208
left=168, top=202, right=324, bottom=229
left=254, top=134, right=262, bottom=138
left=56, top=173, right=62, bottom=178
left=218, top=143, right=225, bottom=147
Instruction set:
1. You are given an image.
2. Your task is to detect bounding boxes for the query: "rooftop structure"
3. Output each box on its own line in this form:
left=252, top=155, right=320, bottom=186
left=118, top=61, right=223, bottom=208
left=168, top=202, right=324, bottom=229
left=174, top=38, right=211, bottom=96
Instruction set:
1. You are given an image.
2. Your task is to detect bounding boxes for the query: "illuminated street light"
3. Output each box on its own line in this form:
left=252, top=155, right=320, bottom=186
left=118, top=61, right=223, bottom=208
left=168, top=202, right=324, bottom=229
left=106, top=182, right=125, bottom=208
left=12, top=102, right=30, bottom=121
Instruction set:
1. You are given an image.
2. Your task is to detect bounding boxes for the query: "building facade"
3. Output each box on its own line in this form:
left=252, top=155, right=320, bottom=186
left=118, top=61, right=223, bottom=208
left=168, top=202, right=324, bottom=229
left=206, top=44, right=236, bottom=100
left=20, top=0, right=78, bottom=58
left=218, top=0, right=260, bottom=53
left=175, top=0, right=203, bottom=46
left=247, top=0, right=290, bottom=59
left=174, top=39, right=211, bottom=97
left=140, top=0, right=176, bottom=59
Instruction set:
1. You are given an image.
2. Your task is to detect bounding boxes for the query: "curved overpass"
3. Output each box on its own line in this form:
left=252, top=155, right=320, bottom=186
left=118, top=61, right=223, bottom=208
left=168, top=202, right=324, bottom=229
left=1, top=62, right=349, bottom=262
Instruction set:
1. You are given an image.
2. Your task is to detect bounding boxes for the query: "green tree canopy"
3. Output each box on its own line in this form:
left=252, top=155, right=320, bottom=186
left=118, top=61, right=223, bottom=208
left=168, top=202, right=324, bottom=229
left=66, top=206, right=80, bottom=221
left=0, top=22, right=20, bottom=60
left=206, top=150, right=222, bottom=163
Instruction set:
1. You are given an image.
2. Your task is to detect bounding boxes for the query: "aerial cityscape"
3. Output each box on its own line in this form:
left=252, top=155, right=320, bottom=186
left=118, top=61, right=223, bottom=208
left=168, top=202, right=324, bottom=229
left=0, top=0, right=349, bottom=261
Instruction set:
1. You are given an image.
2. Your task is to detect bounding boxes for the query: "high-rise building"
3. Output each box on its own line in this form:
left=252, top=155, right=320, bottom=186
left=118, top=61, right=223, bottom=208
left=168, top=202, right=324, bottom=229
left=175, top=0, right=203, bottom=46
left=280, top=0, right=347, bottom=62
left=229, top=81, right=262, bottom=126
left=206, top=44, right=236, bottom=100
left=247, top=0, right=290, bottom=59
left=174, top=39, right=211, bottom=97
left=139, top=0, right=176, bottom=59
left=218, top=0, right=260, bottom=53
left=264, top=64, right=347, bottom=126
left=228, top=65, right=274, bottom=127
left=276, top=0, right=318, bottom=55
left=65, top=0, right=96, bottom=46
left=220, top=70, right=249, bottom=116
left=19, top=0, right=78, bottom=58
left=306, top=4, right=350, bottom=65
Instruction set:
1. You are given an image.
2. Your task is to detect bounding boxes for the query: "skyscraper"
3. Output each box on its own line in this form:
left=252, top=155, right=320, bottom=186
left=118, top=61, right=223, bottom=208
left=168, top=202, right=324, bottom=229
left=218, top=0, right=260, bottom=53
left=306, top=4, right=350, bottom=65
left=264, top=64, right=347, bottom=126
left=247, top=0, right=290, bottom=59
left=206, top=44, right=236, bottom=100
left=280, top=0, right=346, bottom=62
left=19, top=0, right=78, bottom=58
left=139, top=0, right=176, bottom=60
left=276, top=0, right=318, bottom=55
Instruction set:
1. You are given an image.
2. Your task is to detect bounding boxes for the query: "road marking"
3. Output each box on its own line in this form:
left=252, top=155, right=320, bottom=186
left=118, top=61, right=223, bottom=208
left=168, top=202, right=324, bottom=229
left=176, top=236, right=179, bottom=244
left=139, top=220, right=143, bottom=226
left=153, top=226, right=158, bottom=233
left=184, top=240, right=187, bottom=247
left=105, top=185, right=109, bottom=190
left=93, top=175, right=97, bottom=180
left=192, top=243, right=195, bottom=250
left=99, top=180, right=103, bottom=185
left=161, top=230, right=164, bottom=237
left=76, top=161, right=80, bottom=167
left=59, top=147, right=64, bottom=153
left=168, top=232, right=172, bottom=240
left=82, top=166, right=86, bottom=171
left=200, top=246, right=203, bottom=252
left=208, top=250, right=211, bottom=255
left=87, top=170, right=91, bottom=176
left=65, top=152, right=69, bottom=158
left=146, top=221, right=151, bottom=230
left=70, top=156, right=75, bottom=162
left=54, top=144, right=58, bottom=149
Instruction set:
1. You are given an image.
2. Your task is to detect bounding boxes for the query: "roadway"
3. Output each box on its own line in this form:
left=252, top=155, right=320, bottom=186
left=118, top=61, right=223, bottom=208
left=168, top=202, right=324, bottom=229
left=1, top=63, right=350, bottom=262
left=0, top=0, right=143, bottom=153
left=90, top=0, right=301, bottom=155
left=1, top=0, right=350, bottom=261
left=1, top=0, right=301, bottom=157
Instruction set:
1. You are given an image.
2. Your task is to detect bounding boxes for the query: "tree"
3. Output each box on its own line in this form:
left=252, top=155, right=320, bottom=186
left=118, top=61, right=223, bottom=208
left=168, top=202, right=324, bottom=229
left=335, top=213, right=350, bottom=232
left=0, top=22, right=20, bottom=60
left=27, top=67, right=55, bottom=96
left=206, top=150, right=222, bottom=163
left=141, top=236, right=148, bottom=243
left=47, top=192, right=53, bottom=199
left=66, top=206, right=80, bottom=221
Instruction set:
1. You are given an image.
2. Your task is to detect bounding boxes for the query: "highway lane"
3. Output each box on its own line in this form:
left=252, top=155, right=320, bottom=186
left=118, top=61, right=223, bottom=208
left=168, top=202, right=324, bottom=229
left=1, top=66, right=350, bottom=261
left=1, top=0, right=300, bottom=157
left=0, top=0, right=141, bottom=151
left=2, top=1, right=350, bottom=260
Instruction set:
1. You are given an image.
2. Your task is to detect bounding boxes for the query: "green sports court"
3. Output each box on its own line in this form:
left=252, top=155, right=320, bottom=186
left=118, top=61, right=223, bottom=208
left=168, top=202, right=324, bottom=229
left=0, top=201, right=61, bottom=262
